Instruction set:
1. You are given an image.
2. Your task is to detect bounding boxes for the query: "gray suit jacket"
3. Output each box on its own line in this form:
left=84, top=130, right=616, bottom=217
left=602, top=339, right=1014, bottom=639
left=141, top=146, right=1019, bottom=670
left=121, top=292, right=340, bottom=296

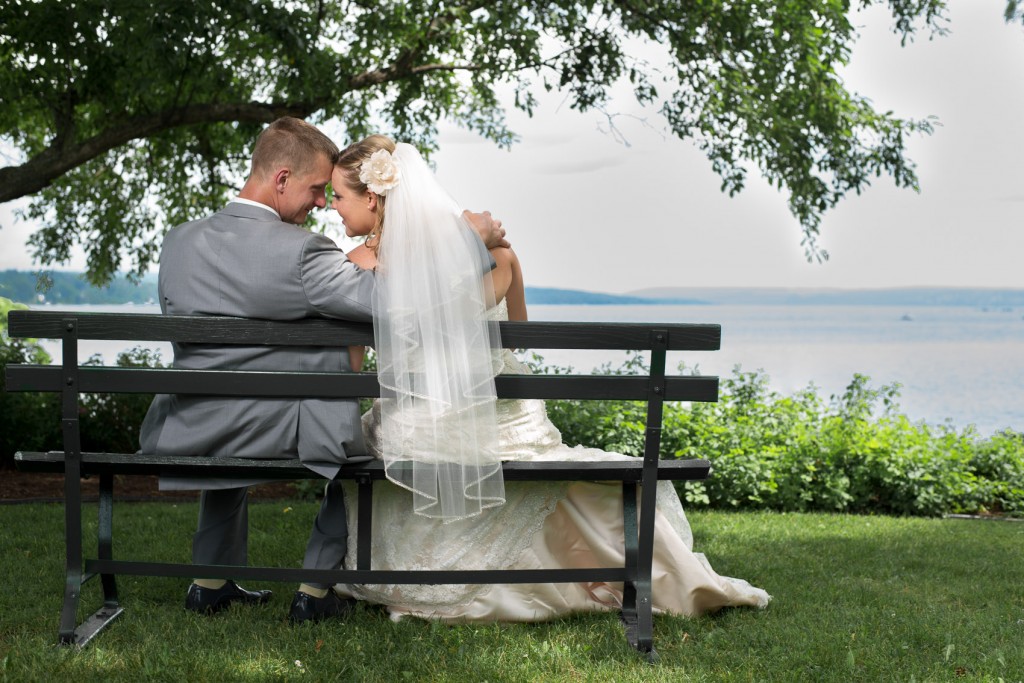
left=139, top=202, right=376, bottom=480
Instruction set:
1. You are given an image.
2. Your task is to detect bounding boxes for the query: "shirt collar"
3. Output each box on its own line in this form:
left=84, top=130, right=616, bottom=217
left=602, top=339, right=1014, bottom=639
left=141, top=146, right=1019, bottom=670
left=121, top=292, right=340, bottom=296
left=229, top=197, right=280, bottom=220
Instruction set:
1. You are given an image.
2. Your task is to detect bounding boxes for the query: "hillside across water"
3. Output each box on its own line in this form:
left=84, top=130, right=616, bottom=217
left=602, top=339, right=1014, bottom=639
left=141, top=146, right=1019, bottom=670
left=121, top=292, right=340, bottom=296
left=2, top=270, right=1022, bottom=308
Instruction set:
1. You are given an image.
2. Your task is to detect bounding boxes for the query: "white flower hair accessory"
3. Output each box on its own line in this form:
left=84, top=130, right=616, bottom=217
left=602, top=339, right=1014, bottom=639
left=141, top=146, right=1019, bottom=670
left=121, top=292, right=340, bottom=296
left=359, top=148, right=401, bottom=195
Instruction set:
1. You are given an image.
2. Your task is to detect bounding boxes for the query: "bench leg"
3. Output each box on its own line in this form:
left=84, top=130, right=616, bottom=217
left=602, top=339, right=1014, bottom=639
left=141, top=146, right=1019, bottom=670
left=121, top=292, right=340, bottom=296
left=635, top=477, right=660, bottom=659
left=58, top=448, right=83, bottom=645
left=620, top=482, right=657, bottom=660
left=58, top=467, right=124, bottom=647
left=83, top=471, right=126, bottom=643
left=620, top=482, right=639, bottom=627
left=71, top=603, right=125, bottom=648
left=98, top=472, right=120, bottom=608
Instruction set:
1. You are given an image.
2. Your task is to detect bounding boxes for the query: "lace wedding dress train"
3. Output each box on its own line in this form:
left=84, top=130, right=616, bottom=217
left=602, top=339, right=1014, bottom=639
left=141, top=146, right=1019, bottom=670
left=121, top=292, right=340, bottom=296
left=336, top=301, right=770, bottom=622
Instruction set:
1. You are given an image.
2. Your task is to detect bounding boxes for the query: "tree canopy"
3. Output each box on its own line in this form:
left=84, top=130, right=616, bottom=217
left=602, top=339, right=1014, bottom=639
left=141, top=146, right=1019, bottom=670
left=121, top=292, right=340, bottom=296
left=1, top=0, right=1021, bottom=284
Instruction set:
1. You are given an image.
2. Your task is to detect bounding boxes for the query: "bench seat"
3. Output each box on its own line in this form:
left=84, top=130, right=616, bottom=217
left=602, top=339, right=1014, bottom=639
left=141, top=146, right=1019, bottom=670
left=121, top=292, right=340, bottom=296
left=14, top=451, right=711, bottom=481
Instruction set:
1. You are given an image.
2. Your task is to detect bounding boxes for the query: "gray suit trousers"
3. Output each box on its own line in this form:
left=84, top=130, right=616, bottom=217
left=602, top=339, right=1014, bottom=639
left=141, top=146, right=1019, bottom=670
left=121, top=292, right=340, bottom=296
left=193, top=481, right=348, bottom=589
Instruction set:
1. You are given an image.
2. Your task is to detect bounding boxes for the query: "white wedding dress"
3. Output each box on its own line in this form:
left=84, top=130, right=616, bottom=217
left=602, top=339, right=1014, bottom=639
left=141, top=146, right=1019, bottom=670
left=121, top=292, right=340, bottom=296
left=336, top=300, right=770, bottom=621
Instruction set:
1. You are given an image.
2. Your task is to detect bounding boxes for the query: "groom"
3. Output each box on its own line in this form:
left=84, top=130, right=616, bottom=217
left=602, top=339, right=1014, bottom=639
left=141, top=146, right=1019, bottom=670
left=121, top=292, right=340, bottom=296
left=139, top=117, right=507, bottom=623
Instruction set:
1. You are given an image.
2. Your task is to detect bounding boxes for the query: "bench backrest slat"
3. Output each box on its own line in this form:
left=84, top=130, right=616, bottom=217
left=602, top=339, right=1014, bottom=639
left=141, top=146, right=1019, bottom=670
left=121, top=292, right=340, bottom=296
left=5, top=365, right=718, bottom=402
left=5, top=310, right=721, bottom=404
left=7, top=311, right=720, bottom=351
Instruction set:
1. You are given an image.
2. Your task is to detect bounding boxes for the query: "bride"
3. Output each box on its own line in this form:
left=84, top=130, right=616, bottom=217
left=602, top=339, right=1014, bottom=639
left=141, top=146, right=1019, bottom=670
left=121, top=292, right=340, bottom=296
left=328, top=135, right=770, bottom=621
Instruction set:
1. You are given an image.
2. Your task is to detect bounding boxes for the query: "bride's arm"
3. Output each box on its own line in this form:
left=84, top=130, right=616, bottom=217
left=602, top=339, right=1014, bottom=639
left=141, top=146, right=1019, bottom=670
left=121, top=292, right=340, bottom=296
left=345, top=245, right=378, bottom=370
left=345, top=237, right=527, bottom=324
left=488, top=247, right=527, bottom=321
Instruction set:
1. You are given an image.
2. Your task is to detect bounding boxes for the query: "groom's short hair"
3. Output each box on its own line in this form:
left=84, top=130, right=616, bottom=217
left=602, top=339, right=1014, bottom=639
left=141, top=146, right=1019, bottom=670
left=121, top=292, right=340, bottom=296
left=250, top=117, right=339, bottom=180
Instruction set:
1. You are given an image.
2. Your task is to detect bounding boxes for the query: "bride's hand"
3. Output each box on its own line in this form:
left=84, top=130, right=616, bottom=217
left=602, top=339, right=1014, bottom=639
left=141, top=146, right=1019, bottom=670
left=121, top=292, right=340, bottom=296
left=464, top=210, right=510, bottom=249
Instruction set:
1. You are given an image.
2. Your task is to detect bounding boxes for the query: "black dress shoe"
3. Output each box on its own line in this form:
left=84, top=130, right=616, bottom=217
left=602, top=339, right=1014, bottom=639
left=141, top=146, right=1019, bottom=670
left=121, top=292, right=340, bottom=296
left=185, top=581, right=272, bottom=614
left=288, top=589, right=357, bottom=624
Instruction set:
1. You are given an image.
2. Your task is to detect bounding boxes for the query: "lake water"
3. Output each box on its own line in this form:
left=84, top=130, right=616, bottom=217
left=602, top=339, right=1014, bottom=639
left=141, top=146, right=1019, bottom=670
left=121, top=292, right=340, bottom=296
left=29, top=303, right=1024, bottom=435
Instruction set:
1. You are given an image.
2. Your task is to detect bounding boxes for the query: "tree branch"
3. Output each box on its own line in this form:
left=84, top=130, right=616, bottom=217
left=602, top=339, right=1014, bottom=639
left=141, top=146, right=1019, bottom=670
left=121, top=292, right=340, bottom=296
left=1, top=15, right=584, bottom=206
left=0, top=101, right=322, bottom=203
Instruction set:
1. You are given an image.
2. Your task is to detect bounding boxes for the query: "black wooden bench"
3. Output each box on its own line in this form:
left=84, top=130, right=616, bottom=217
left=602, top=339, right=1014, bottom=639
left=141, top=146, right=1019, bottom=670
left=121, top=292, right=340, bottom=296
left=5, top=309, right=720, bottom=657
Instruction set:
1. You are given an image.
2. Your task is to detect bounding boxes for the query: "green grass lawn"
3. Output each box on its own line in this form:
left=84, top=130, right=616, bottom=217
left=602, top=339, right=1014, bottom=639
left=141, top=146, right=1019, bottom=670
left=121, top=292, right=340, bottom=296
left=1, top=501, right=1022, bottom=682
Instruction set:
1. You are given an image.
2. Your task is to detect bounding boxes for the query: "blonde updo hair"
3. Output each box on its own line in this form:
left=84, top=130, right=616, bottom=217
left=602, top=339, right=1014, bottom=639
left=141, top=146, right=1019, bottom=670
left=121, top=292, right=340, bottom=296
left=334, top=134, right=397, bottom=253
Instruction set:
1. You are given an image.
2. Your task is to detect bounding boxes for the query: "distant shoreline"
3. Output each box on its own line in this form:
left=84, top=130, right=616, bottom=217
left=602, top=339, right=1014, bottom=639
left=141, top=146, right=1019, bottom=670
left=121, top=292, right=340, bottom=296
left=622, top=286, right=1024, bottom=308
left=526, top=286, right=1024, bottom=307
left=2, top=270, right=1023, bottom=307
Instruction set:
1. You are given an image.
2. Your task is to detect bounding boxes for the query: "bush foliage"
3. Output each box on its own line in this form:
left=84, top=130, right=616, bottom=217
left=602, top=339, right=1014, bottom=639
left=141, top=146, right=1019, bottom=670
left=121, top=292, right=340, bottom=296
left=1, top=297, right=162, bottom=463
left=1, top=297, right=61, bottom=462
left=540, top=352, right=1024, bottom=518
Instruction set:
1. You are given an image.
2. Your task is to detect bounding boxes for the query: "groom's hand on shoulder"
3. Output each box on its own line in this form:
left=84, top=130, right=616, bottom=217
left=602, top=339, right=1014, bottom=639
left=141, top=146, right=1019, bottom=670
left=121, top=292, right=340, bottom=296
left=464, top=210, right=510, bottom=249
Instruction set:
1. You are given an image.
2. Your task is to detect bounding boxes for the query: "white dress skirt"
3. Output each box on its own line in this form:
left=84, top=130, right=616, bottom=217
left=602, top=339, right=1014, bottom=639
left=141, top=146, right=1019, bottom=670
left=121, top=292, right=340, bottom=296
left=336, top=301, right=770, bottom=622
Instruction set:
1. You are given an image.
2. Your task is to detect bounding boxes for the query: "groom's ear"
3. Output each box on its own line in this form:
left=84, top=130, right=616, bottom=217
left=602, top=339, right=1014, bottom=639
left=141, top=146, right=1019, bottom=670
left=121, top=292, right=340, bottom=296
left=273, top=168, right=291, bottom=193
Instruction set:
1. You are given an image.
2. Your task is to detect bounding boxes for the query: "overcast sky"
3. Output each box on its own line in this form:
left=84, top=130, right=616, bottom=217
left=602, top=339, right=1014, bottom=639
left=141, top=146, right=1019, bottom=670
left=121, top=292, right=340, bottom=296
left=2, top=0, right=1022, bottom=294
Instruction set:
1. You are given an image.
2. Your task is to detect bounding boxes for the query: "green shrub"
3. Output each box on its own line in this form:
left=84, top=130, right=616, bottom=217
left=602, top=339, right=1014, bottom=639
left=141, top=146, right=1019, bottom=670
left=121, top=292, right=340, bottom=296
left=1, top=298, right=61, bottom=465
left=967, top=430, right=1024, bottom=514
left=2, top=297, right=165, bottom=462
left=538, top=353, right=1024, bottom=518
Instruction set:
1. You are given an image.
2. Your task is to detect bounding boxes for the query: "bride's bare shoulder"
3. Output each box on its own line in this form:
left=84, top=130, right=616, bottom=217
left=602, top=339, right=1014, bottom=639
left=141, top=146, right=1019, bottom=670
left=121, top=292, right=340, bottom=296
left=347, top=244, right=377, bottom=270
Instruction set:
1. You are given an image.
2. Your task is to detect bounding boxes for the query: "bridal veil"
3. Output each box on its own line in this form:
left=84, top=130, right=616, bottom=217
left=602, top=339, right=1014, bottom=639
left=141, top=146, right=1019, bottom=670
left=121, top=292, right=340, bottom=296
left=369, top=143, right=504, bottom=520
